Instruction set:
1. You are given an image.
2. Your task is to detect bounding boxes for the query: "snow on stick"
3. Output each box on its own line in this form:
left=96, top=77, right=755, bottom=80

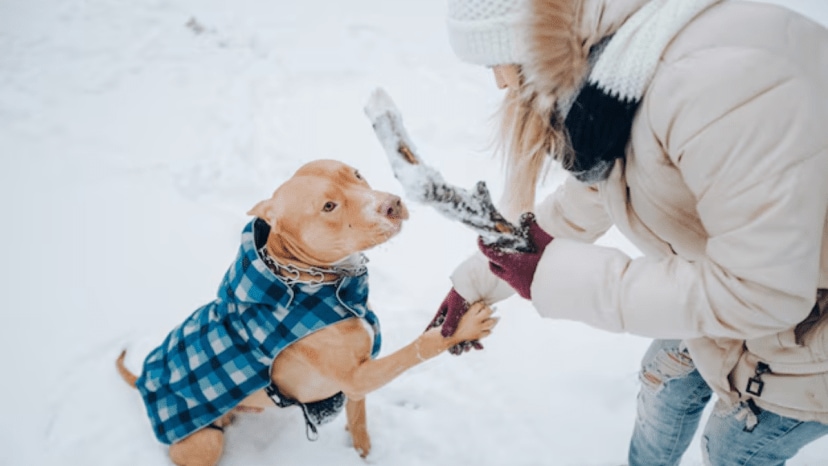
left=364, top=88, right=533, bottom=252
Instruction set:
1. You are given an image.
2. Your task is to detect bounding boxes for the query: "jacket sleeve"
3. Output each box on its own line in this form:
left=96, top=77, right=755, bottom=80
left=451, top=172, right=613, bottom=304
left=529, top=48, right=828, bottom=339
left=450, top=250, right=516, bottom=305
left=534, top=175, right=613, bottom=242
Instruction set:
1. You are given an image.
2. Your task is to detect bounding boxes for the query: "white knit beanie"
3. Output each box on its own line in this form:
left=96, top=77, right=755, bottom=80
left=446, top=0, right=528, bottom=66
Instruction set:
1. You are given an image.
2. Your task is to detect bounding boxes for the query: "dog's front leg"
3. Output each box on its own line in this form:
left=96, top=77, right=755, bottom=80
left=346, top=397, right=371, bottom=457
left=340, top=302, right=496, bottom=399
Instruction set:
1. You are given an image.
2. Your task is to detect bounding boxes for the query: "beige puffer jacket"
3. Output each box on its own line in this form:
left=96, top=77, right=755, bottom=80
left=451, top=0, right=828, bottom=422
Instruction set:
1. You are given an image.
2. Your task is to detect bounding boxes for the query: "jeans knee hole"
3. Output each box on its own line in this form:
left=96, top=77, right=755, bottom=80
left=712, top=399, right=740, bottom=418
left=712, top=399, right=759, bottom=432
left=640, top=347, right=696, bottom=393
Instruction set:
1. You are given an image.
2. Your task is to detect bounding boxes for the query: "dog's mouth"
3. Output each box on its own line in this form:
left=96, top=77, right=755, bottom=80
left=387, top=219, right=404, bottom=235
left=372, top=211, right=406, bottom=245
left=381, top=214, right=405, bottom=237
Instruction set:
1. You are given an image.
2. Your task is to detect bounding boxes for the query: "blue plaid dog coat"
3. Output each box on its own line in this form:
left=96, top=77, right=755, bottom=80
left=135, top=218, right=381, bottom=445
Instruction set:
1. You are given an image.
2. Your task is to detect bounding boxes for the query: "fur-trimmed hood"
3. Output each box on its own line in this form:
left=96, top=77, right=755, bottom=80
left=493, top=0, right=655, bottom=219
left=521, top=0, right=649, bottom=104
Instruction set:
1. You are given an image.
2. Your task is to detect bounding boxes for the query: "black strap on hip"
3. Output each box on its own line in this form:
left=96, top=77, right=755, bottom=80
left=265, top=383, right=346, bottom=441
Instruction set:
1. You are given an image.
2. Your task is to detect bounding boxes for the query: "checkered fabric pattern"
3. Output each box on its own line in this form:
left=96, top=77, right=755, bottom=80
left=135, top=219, right=381, bottom=445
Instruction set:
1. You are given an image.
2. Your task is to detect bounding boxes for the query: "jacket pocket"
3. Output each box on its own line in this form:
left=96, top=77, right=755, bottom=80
left=731, top=350, right=828, bottom=417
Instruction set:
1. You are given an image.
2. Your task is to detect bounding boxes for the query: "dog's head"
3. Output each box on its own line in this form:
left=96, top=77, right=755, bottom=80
left=248, top=159, right=409, bottom=266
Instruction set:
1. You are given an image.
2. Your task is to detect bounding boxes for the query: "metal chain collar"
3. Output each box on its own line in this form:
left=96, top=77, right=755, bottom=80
left=257, top=246, right=368, bottom=285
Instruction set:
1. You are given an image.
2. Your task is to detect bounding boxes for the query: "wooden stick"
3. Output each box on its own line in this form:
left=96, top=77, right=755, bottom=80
left=364, top=88, right=533, bottom=252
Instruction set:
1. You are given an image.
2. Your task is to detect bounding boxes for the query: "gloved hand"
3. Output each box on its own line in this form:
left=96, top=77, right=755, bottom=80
left=477, top=213, right=554, bottom=300
left=425, top=288, right=484, bottom=355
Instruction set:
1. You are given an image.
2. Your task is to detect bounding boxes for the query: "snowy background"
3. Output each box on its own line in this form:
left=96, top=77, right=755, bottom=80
left=2, top=0, right=827, bottom=465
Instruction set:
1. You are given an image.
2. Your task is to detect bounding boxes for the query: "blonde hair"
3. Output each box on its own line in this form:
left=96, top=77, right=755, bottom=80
left=494, top=68, right=574, bottom=223
left=488, top=0, right=590, bottom=222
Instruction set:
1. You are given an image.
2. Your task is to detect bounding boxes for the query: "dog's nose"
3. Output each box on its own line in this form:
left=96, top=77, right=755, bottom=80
left=381, top=195, right=404, bottom=219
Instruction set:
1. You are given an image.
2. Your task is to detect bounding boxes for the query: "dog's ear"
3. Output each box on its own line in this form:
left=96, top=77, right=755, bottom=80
left=247, top=199, right=276, bottom=226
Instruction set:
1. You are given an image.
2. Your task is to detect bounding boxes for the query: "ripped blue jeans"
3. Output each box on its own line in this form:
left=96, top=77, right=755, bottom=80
left=629, top=340, right=828, bottom=466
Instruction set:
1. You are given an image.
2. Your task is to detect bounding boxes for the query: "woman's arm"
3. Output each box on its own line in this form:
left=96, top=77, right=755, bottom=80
left=529, top=48, right=828, bottom=339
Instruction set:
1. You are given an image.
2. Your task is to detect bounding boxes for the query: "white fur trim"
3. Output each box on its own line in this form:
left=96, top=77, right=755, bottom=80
left=450, top=250, right=516, bottom=304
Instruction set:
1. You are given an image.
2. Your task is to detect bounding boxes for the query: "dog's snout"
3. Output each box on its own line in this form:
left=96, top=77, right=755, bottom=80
left=381, top=195, right=404, bottom=219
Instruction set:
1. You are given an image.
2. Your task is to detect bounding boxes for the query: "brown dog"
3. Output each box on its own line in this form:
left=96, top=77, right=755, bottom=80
left=117, top=159, right=496, bottom=466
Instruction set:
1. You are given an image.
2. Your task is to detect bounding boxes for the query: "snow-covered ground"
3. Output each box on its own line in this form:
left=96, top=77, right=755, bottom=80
left=2, top=1, right=827, bottom=465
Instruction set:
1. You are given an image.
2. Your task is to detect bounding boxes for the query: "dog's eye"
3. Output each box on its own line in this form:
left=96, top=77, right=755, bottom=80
left=322, top=201, right=338, bottom=212
left=354, top=170, right=363, bottom=180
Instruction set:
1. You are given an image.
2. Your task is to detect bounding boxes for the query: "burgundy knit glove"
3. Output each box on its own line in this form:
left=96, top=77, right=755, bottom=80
left=425, top=288, right=484, bottom=355
left=478, top=214, right=554, bottom=300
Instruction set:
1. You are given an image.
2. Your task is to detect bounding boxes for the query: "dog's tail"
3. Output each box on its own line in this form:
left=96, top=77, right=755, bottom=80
left=116, top=350, right=139, bottom=388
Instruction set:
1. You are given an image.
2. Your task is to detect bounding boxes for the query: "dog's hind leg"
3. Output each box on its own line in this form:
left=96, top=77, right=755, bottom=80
left=168, top=414, right=234, bottom=466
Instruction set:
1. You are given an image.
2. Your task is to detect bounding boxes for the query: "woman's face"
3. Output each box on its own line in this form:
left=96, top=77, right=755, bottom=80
left=492, top=64, right=520, bottom=91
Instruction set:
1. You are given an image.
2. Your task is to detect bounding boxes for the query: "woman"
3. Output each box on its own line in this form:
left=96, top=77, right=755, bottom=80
left=429, top=0, right=828, bottom=464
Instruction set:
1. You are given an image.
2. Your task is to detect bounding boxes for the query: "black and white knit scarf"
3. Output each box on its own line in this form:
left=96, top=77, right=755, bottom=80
left=561, top=0, right=721, bottom=183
